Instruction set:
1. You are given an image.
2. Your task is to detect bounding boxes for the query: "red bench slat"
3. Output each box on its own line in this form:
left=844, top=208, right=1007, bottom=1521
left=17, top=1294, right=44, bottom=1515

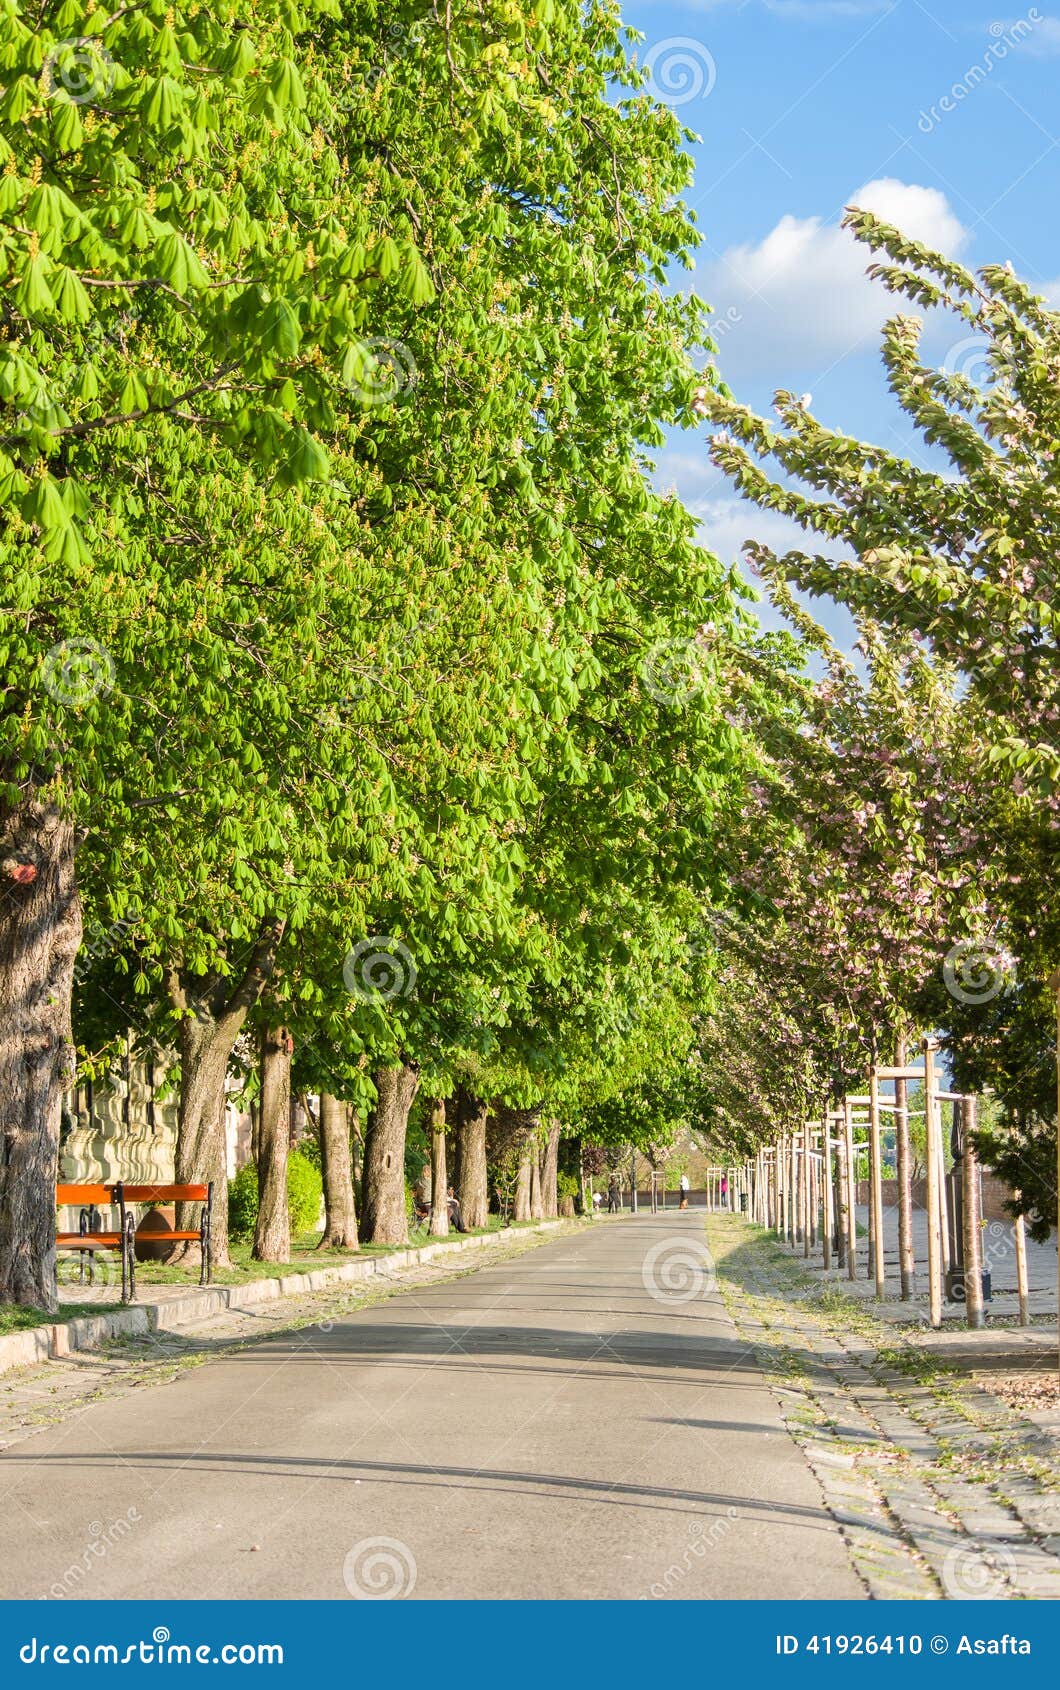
left=57, top=1234, right=123, bottom=1249
left=120, top=1185, right=208, bottom=1203
left=56, top=1184, right=112, bottom=1206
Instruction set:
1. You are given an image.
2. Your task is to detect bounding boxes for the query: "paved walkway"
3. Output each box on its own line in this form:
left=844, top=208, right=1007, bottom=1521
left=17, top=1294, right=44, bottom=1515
left=0, top=1214, right=860, bottom=1601
left=714, top=1215, right=1060, bottom=1600
left=771, top=1203, right=1059, bottom=1325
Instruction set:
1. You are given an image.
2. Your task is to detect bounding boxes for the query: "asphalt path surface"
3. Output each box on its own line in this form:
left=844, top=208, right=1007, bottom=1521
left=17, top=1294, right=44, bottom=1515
left=0, top=1212, right=861, bottom=1599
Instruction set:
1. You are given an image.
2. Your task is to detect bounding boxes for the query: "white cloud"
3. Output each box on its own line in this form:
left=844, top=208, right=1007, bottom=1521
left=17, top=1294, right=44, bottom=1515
left=655, top=450, right=853, bottom=588
left=1012, top=14, right=1060, bottom=55
left=694, top=495, right=812, bottom=566
left=693, top=496, right=860, bottom=650
left=696, top=179, right=968, bottom=382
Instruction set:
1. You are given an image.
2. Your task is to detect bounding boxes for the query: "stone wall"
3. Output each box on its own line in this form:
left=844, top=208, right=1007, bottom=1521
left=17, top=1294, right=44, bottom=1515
left=61, top=1039, right=252, bottom=1189
left=856, top=1173, right=1019, bottom=1225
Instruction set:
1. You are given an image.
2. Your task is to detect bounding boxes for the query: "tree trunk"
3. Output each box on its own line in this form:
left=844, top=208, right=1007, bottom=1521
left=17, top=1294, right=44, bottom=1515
left=253, top=1027, right=291, bottom=1262
left=360, top=1064, right=419, bottom=1244
left=447, top=1124, right=461, bottom=1199
left=167, top=922, right=285, bottom=1269
left=514, top=1143, right=533, bottom=1222
left=541, top=1118, right=561, bottom=1218
left=530, top=1143, right=544, bottom=1219
left=351, top=1114, right=363, bottom=1204
left=173, top=1008, right=237, bottom=1267
left=0, top=800, right=81, bottom=1310
left=428, top=1099, right=449, bottom=1237
left=318, top=1093, right=358, bottom=1249
left=455, top=1088, right=489, bottom=1231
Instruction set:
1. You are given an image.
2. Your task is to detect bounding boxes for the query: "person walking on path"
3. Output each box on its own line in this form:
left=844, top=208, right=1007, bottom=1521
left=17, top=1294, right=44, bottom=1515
left=679, top=1173, right=690, bottom=1210
left=607, top=1175, right=621, bottom=1214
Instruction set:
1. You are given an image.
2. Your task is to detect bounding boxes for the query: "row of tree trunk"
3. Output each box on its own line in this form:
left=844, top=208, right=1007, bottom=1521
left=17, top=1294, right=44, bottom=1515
left=243, top=1058, right=565, bottom=1263
left=0, top=831, right=563, bottom=1308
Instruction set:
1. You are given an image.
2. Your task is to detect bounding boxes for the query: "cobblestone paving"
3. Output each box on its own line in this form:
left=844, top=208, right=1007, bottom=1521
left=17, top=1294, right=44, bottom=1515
left=0, top=1227, right=574, bottom=1457
left=710, top=1214, right=1060, bottom=1602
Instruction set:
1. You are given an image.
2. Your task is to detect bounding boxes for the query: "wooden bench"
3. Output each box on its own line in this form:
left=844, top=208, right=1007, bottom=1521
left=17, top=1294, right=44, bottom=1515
left=120, top=1184, right=213, bottom=1298
left=56, top=1183, right=134, bottom=1302
left=56, top=1181, right=213, bottom=1303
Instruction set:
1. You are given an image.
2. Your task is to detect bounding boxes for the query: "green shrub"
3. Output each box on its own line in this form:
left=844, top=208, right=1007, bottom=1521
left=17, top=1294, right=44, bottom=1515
left=556, top=1171, right=579, bottom=1200
left=227, top=1150, right=324, bottom=1242
left=228, top=1162, right=259, bottom=1243
left=295, top=1131, right=321, bottom=1172
left=287, top=1149, right=323, bottom=1234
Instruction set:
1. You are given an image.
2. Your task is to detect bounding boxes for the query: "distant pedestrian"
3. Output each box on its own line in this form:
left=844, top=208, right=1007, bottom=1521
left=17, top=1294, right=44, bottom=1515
left=679, top=1173, right=690, bottom=1210
left=607, top=1176, right=621, bottom=1214
left=720, top=1175, right=728, bottom=1209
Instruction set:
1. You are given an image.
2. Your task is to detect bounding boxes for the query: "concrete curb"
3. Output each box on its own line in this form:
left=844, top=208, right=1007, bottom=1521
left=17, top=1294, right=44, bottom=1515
left=0, top=1221, right=569, bottom=1378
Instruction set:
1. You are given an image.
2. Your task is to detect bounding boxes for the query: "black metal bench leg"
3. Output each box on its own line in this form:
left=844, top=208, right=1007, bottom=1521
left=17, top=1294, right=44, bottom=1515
left=123, top=1213, right=136, bottom=1303
left=201, top=1183, right=213, bottom=1286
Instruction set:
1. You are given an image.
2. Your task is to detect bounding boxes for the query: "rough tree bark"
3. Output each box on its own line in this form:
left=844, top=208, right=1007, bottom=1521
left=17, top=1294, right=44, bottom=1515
left=488, top=1106, right=542, bottom=1225
left=530, top=1141, right=545, bottom=1219
left=514, top=1145, right=533, bottom=1222
left=253, top=1026, right=292, bottom=1262
left=351, top=1113, right=363, bottom=1200
left=318, top=1093, right=358, bottom=1249
left=360, top=1064, right=419, bottom=1244
left=541, top=1118, right=561, bottom=1219
left=165, top=921, right=285, bottom=1268
left=0, top=800, right=82, bottom=1310
left=454, top=1088, right=489, bottom=1231
left=447, top=1124, right=461, bottom=1201
left=428, top=1099, right=449, bottom=1237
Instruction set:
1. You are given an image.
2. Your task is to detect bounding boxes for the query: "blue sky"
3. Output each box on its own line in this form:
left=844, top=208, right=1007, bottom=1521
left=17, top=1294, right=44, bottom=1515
left=625, top=0, right=1060, bottom=645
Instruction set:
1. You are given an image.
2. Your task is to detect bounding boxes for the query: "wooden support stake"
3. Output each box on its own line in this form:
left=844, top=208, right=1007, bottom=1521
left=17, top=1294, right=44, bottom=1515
left=961, top=1097, right=985, bottom=1330
left=789, top=1139, right=798, bottom=1242
left=835, top=1126, right=847, bottom=1272
left=894, top=1038, right=916, bottom=1299
left=775, top=1141, right=784, bottom=1239
left=822, top=1116, right=834, bottom=1272
left=808, top=1131, right=817, bottom=1250
left=1014, top=1204, right=1030, bottom=1328
left=843, top=1098, right=857, bottom=1280
left=802, top=1125, right=812, bottom=1256
left=869, top=1067, right=886, bottom=1299
left=923, top=1039, right=943, bottom=1330
left=787, top=1134, right=797, bottom=1244
left=936, top=1101, right=952, bottom=1276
